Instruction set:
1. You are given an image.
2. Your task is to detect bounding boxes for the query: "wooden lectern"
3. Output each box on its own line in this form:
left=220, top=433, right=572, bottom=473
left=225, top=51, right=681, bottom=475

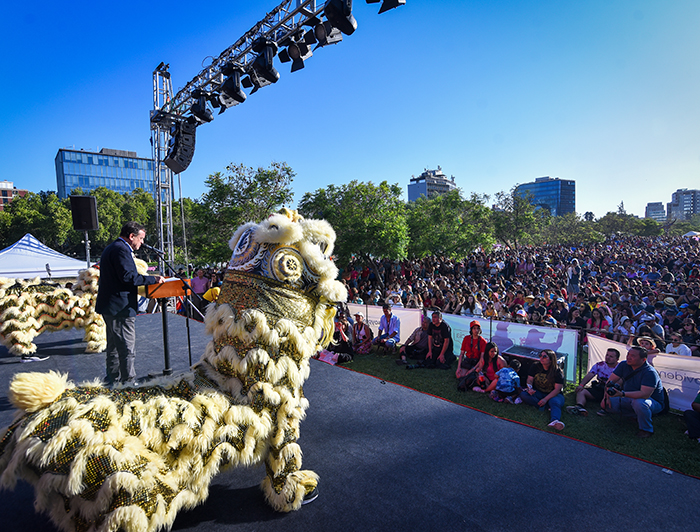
left=144, top=278, right=193, bottom=375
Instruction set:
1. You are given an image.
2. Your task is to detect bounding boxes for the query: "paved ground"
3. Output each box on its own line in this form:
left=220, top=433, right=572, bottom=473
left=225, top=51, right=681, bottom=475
left=1, top=313, right=699, bottom=531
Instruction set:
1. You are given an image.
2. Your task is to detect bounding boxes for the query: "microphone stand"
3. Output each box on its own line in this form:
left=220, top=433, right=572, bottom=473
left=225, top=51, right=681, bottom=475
left=143, top=246, right=201, bottom=371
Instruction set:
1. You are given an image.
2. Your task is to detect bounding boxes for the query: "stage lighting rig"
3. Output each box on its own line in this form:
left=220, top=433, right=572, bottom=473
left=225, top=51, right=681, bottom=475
left=366, top=0, right=406, bottom=14
left=150, top=0, right=406, bottom=262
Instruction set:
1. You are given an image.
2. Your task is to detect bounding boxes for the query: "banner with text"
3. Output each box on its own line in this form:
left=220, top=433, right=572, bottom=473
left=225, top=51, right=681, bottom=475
left=587, top=335, right=700, bottom=411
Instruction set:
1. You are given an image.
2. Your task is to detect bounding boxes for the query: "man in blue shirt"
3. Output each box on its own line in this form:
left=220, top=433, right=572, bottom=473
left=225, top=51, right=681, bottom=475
left=603, top=346, right=665, bottom=438
left=374, top=303, right=400, bottom=354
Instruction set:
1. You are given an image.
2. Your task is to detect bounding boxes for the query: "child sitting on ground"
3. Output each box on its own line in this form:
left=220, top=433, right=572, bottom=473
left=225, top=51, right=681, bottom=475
left=490, top=358, right=522, bottom=404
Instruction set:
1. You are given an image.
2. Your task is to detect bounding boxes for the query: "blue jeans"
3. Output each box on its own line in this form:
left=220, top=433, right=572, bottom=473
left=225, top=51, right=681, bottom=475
left=607, top=396, right=663, bottom=433
left=519, top=390, right=565, bottom=422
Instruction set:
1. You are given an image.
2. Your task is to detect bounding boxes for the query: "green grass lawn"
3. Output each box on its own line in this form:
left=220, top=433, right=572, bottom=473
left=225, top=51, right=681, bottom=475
left=337, top=351, right=700, bottom=478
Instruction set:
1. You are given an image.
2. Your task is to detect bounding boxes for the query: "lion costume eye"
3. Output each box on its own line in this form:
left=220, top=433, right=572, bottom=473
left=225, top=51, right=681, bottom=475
left=271, top=248, right=304, bottom=283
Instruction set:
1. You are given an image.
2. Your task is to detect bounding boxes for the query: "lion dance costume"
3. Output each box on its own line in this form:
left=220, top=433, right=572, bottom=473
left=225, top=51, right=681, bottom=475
left=0, top=210, right=347, bottom=532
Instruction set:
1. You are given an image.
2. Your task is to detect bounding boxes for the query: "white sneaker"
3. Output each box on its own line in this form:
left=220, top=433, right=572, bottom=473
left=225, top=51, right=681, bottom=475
left=514, top=397, right=523, bottom=404
left=472, top=386, right=484, bottom=393
left=548, top=420, right=565, bottom=431
left=20, top=355, right=49, bottom=363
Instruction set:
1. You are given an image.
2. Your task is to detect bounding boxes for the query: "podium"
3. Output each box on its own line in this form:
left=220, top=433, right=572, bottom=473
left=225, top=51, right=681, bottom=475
left=144, top=278, right=193, bottom=375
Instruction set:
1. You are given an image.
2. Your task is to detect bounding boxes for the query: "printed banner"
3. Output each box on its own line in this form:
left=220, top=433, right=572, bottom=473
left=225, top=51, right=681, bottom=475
left=443, top=315, right=579, bottom=382
left=587, top=335, right=700, bottom=411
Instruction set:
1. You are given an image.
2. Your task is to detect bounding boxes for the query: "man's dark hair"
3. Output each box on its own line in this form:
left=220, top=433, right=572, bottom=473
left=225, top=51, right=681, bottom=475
left=382, top=303, right=392, bottom=310
left=630, top=346, right=648, bottom=359
left=120, top=221, right=145, bottom=239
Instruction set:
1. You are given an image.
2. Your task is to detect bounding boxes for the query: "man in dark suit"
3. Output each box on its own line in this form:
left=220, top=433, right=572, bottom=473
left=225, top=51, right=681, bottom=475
left=96, top=221, right=164, bottom=385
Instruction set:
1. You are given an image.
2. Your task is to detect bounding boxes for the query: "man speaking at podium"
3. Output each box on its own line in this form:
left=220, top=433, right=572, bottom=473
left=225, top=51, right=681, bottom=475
left=96, top=221, right=164, bottom=386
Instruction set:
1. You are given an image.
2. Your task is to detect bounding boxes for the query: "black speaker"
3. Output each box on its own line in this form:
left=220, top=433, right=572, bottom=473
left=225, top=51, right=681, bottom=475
left=70, top=195, right=99, bottom=231
left=164, top=121, right=196, bottom=174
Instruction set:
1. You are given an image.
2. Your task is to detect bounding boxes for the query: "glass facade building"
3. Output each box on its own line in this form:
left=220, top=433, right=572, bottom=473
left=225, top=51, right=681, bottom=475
left=55, top=148, right=155, bottom=199
left=515, top=176, right=575, bottom=217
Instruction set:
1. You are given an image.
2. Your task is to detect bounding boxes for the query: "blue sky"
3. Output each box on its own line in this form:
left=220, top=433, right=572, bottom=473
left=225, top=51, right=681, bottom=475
left=1, top=0, right=698, bottom=219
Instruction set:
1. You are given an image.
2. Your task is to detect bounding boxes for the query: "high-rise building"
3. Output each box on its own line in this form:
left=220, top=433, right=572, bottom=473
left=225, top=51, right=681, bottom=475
left=0, top=180, right=28, bottom=212
left=55, top=148, right=155, bottom=199
left=407, top=166, right=457, bottom=202
left=666, top=189, right=700, bottom=221
left=644, top=202, right=666, bottom=223
left=514, top=176, right=575, bottom=217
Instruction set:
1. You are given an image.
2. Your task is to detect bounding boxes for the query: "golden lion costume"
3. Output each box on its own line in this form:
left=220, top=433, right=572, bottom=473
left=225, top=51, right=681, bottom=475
left=0, top=210, right=346, bottom=532
left=0, top=268, right=106, bottom=357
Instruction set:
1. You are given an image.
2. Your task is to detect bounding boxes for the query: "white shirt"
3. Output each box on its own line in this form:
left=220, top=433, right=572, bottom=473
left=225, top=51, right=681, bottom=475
left=666, top=343, right=692, bottom=357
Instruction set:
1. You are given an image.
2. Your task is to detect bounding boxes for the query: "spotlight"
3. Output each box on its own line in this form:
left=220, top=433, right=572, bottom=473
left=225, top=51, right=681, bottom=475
left=278, top=41, right=312, bottom=72
left=217, top=64, right=246, bottom=112
left=246, top=37, right=279, bottom=93
left=324, top=0, right=357, bottom=36
left=366, top=0, right=406, bottom=13
left=190, top=89, right=213, bottom=123
left=314, top=20, right=343, bottom=47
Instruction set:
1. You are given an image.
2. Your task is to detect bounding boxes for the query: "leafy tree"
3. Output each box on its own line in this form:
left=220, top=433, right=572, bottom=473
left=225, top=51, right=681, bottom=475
left=407, top=190, right=494, bottom=258
left=121, top=189, right=156, bottom=238
left=298, top=180, right=408, bottom=289
left=541, top=212, right=603, bottom=246
left=90, top=187, right=126, bottom=248
left=638, top=218, right=663, bottom=237
left=491, top=188, right=547, bottom=248
left=584, top=211, right=595, bottom=222
left=190, top=162, right=295, bottom=264
left=595, top=212, right=642, bottom=236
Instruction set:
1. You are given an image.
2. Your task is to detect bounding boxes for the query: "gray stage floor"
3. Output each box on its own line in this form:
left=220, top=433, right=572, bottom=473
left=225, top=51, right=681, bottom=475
left=1, top=313, right=698, bottom=531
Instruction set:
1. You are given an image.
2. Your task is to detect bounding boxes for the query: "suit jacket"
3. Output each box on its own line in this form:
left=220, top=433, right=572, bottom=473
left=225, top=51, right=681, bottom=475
left=96, top=238, right=157, bottom=318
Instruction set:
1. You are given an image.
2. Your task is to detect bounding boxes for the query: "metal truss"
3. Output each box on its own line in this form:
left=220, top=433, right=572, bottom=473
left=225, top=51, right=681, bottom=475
left=162, top=0, right=324, bottom=119
left=150, top=63, right=176, bottom=269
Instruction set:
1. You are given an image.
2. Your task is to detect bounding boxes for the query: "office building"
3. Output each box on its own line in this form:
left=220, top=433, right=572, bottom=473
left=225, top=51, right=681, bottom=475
left=644, top=202, right=666, bottom=223
left=666, top=189, right=700, bottom=221
left=55, top=148, right=155, bottom=199
left=0, top=180, right=28, bottom=212
left=515, top=176, right=575, bottom=217
left=407, top=167, right=457, bottom=202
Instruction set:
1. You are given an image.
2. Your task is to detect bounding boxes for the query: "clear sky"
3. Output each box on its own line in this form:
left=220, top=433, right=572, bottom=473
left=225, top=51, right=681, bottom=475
left=1, top=0, right=698, bottom=219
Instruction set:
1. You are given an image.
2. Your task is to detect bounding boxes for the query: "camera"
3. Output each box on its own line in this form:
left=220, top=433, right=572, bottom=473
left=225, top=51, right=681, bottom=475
left=606, top=382, right=622, bottom=396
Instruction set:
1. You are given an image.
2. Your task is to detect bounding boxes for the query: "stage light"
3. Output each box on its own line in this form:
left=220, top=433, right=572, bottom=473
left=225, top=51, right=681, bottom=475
left=278, top=41, right=312, bottom=72
left=324, top=0, right=357, bottom=36
left=164, top=120, right=196, bottom=174
left=246, top=38, right=280, bottom=93
left=217, top=64, right=246, bottom=112
left=190, top=90, right=213, bottom=123
left=366, top=0, right=406, bottom=13
left=314, top=20, right=343, bottom=47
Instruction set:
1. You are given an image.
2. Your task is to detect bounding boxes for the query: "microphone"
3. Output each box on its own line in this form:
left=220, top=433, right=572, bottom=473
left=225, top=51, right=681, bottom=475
left=142, top=243, right=164, bottom=254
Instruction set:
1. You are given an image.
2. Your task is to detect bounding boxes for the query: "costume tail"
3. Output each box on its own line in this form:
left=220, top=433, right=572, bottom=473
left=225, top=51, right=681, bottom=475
left=9, top=371, right=70, bottom=413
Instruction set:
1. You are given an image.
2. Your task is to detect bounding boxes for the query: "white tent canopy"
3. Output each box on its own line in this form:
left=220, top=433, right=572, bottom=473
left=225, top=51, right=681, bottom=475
left=0, top=234, right=88, bottom=279
left=682, top=231, right=700, bottom=237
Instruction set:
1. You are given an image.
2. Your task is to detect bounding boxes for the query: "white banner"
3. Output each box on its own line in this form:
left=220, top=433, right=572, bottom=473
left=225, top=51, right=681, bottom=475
left=346, top=303, right=422, bottom=345
left=442, top=315, right=579, bottom=382
left=587, top=335, right=700, bottom=411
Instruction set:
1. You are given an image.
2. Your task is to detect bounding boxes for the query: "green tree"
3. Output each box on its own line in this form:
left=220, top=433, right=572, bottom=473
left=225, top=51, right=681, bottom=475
left=298, top=180, right=408, bottom=289
left=407, top=190, right=494, bottom=258
left=121, top=189, right=156, bottom=238
left=190, top=162, right=295, bottom=264
left=491, top=188, right=547, bottom=248
left=595, top=212, right=642, bottom=236
left=90, top=187, right=126, bottom=248
left=541, top=212, right=604, bottom=246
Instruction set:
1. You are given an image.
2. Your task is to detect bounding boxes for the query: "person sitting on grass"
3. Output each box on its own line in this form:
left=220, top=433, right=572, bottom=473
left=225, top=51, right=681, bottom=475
left=683, top=389, right=700, bottom=443
left=567, top=348, right=620, bottom=417
left=423, top=310, right=455, bottom=369
left=490, top=358, right=522, bottom=404
left=471, top=342, right=507, bottom=393
left=373, top=303, right=400, bottom=355
left=519, top=349, right=566, bottom=431
left=396, top=316, right=430, bottom=365
left=352, top=311, right=374, bottom=355
left=602, top=345, right=665, bottom=439
left=455, top=320, right=486, bottom=381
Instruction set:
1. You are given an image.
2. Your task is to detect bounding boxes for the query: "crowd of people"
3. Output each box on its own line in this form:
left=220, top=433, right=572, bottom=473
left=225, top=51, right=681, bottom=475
left=338, top=235, right=700, bottom=355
